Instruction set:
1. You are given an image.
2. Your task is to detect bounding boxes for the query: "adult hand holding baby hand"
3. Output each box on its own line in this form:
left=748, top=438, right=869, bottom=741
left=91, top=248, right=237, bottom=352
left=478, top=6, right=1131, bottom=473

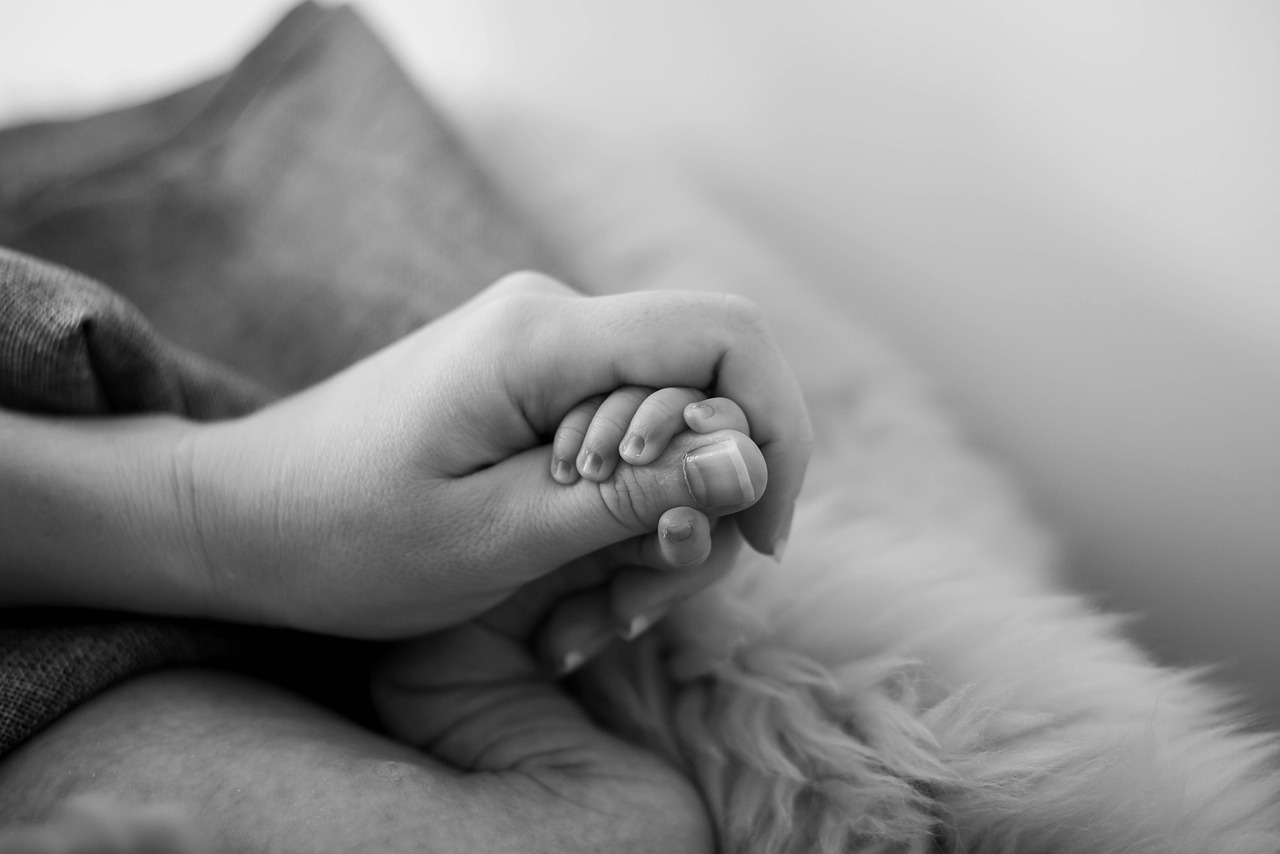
left=184, top=272, right=810, bottom=638
left=0, top=271, right=808, bottom=851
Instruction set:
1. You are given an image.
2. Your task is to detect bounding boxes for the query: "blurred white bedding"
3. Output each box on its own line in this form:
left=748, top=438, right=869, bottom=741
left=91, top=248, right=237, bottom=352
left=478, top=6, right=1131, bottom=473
left=2, top=0, right=1277, bottom=721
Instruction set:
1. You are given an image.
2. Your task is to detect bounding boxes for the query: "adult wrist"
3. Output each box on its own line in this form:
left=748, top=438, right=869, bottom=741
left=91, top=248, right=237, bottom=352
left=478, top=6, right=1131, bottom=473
left=0, top=410, right=217, bottom=617
left=174, top=412, right=297, bottom=628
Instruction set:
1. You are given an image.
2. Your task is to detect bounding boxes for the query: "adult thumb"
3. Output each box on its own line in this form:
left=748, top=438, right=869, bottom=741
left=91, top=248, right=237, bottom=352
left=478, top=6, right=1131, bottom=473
left=463, top=429, right=766, bottom=581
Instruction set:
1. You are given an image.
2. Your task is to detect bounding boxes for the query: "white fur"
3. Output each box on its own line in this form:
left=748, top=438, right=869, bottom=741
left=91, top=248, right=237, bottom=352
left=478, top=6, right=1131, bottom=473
left=466, top=108, right=1280, bottom=852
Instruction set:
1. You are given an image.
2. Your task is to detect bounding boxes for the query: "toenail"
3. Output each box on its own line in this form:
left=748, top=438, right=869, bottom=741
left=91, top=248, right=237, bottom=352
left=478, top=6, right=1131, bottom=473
left=683, top=439, right=756, bottom=508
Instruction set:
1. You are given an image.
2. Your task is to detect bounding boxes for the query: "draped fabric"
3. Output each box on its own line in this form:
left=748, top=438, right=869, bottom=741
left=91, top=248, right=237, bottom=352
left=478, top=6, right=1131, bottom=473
left=0, top=1, right=557, bottom=756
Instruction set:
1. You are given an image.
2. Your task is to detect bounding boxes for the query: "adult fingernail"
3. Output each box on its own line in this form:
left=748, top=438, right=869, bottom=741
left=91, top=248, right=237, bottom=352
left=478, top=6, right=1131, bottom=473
left=619, top=608, right=663, bottom=641
left=683, top=439, right=757, bottom=509
left=621, top=434, right=645, bottom=460
left=581, top=451, right=603, bottom=478
left=556, top=650, right=586, bottom=676
left=772, top=501, right=795, bottom=562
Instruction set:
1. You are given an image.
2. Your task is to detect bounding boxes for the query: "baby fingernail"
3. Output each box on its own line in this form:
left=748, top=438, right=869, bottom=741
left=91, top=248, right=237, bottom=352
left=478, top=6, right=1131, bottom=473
left=581, top=451, right=603, bottom=478
left=621, top=434, right=645, bottom=459
left=552, top=458, right=575, bottom=482
left=661, top=519, right=695, bottom=542
left=683, top=439, right=756, bottom=508
left=686, top=402, right=714, bottom=421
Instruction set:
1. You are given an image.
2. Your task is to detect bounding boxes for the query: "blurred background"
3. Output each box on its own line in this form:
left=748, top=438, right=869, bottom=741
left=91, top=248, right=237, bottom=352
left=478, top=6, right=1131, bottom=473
left=3, top=0, right=1277, bottom=723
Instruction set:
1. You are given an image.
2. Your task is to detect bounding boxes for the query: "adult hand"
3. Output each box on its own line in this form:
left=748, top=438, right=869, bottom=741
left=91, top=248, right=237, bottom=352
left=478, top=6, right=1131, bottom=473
left=182, top=272, right=810, bottom=637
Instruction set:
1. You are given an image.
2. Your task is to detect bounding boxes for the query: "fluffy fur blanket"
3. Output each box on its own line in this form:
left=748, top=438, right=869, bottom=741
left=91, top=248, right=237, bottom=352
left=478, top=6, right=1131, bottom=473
left=469, top=112, right=1280, bottom=853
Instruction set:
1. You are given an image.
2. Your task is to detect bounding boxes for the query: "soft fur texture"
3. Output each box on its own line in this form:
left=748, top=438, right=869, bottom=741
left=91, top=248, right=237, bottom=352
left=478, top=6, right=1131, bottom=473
left=467, top=110, right=1280, bottom=852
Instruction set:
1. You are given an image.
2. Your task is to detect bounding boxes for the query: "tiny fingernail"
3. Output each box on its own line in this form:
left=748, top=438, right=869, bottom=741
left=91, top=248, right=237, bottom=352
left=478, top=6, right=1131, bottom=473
left=661, top=519, right=695, bottom=542
left=683, top=439, right=756, bottom=509
left=621, top=434, right=645, bottom=460
left=581, top=451, right=603, bottom=478
left=552, top=458, right=575, bottom=483
left=557, top=650, right=586, bottom=677
left=686, top=402, right=714, bottom=421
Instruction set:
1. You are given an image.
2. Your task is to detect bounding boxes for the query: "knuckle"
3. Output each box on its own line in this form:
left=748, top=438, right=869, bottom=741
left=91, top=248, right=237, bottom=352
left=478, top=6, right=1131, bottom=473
left=478, top=289, right=529, bottom=327
left=477, top=293, right=547, bottom=349
left=719, top=293, right=767, bottom=333
left=480, top=273, right=569, bottom=325
left=490, top=269, right=565, bottom=296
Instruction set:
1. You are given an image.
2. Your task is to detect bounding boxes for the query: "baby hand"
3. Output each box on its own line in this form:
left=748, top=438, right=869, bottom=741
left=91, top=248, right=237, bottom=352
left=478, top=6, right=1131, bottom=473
left=525, top=387, right=757, bottom=672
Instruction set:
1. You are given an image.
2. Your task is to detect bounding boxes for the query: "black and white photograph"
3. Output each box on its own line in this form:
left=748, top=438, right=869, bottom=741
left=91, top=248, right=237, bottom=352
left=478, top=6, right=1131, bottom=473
left=1, top=2, right=1277, bottom=850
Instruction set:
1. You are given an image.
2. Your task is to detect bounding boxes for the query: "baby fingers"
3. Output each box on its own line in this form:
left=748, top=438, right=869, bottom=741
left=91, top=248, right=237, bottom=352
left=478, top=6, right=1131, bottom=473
left=617, top=387, right=708, bottom=465
left=551, top=394, right=604, bottom=484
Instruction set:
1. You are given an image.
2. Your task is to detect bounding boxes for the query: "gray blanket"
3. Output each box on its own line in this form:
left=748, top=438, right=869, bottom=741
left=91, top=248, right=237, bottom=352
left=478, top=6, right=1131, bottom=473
left=0, top=0, right=557, bottom=757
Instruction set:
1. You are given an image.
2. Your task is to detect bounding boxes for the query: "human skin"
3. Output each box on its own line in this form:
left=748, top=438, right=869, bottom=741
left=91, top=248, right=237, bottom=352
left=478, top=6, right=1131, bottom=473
left=0, top=272, right=810, bottom=642
left=0, top=659, right=712, bottom=853
left=0, top=519, right=739, bottom=852
left=0, top=272, right=811, bottom=850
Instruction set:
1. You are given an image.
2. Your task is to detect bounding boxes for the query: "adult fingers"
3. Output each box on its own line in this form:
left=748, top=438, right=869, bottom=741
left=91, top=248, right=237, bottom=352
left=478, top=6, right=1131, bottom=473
left=479, top=508, right=712, bottom=644
left=534, top=519, right=742, bottom=675
left=610, top=519, right=743, bottom=641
